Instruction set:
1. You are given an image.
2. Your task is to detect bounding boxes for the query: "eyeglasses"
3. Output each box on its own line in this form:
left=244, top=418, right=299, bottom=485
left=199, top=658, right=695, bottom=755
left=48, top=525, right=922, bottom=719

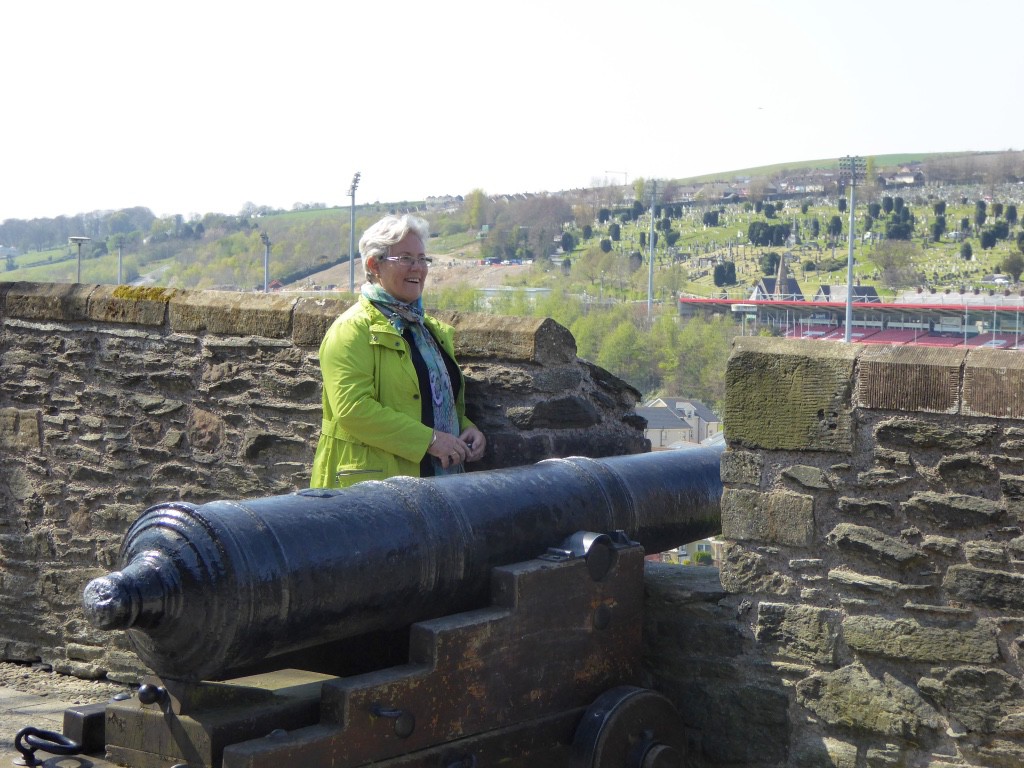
left=382, top=255, right=432, bottom=267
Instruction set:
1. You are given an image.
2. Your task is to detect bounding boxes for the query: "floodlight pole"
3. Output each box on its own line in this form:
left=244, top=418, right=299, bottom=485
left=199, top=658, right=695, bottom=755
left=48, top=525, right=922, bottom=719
left=260, top=232, right=271, bottom=292
left=648, top=180, right=657, bottom=319
left=838, top=156, right=864, bottom=342
left=348, top=172, right=361, bottom=293
left=69, top=236, right=90, bottom=284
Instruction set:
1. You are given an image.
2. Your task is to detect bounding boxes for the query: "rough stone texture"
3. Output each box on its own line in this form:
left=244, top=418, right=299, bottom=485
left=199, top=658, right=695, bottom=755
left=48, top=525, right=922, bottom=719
left=643, top=564, right=790, bottom=768
left=825, top=523, right=926, bottom=569
left=724, top=337, right=857, bottom=453
left=719, top=449, right=762, bottom=486
left=962, top=347, right=1024, bottom=419
left=754, top=602, right=840, bottom=666
left=795, top=663, right=942, bottom=739
left=721, top=488, right=815, bottom=547
left=855, top=344, right=964, bottom=414
left=0, top=283, right=647, bottom=680
left=710, top=338, right=1024, bottom=768
left=842, top=615, right=999, bottom=664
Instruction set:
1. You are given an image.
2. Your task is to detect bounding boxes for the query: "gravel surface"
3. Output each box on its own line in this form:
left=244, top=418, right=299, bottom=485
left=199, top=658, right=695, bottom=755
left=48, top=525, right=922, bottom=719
left=0, top=661, right=135, bottom=756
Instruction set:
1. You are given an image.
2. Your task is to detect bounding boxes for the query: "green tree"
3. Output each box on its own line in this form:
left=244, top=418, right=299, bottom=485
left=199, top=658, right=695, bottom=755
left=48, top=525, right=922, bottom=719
left=1006, top=205, right=1018, bottom=227
left=1001, top=253, right=1024, bottom=282
left=827, top=215, right=843, bottom=240
left=872, top=240, right=921, bottom=289
left=882, top=196, right=894, bottom=215
left=465, top=189, right=488, bottom=230
left=975, top=200, right=987, bottom=230
left=961, top=241, right=973, bottom=260
left=760, top=251, right=780, bottom=275
left=560, top=232, right=575, bottom=254
left=837, top=197, right=847, bottom=214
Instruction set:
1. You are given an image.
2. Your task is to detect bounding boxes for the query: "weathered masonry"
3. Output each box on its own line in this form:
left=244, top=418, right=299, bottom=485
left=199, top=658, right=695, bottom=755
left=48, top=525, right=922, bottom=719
left=0, top=282, right=645, bottom=680
left=644, top=337, right=1024, bottom=767
left=5, top=280, right=1024, bottom=767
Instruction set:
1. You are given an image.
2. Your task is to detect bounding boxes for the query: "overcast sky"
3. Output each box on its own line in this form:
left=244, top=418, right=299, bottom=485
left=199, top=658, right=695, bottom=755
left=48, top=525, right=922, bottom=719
left=4, top=0, right=1022, bottom=222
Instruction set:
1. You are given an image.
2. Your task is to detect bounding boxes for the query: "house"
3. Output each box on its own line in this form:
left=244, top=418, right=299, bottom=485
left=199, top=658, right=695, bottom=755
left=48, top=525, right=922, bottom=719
left=642, top=397, right=722, bottom=445
left=882, top=166, right=925, bottom=187
left=635, top=406, right=693, bottom=448
left=750, top=250, right=804, bottom=301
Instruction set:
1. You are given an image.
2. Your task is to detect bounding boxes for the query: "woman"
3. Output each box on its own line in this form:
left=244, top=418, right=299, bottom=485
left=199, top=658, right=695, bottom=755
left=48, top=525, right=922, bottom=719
left=310, top=214, right=486, bottom=488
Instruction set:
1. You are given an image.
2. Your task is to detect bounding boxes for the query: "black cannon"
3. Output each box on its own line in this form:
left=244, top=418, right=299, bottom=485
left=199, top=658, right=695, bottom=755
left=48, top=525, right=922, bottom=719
left=84, top=447, right=722, bottom=681
left=70, top=448, right=722, bottom=768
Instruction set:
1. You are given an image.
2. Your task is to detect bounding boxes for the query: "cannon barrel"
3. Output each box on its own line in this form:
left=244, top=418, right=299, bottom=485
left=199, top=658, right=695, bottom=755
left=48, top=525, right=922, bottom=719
left=83, top=447, right=723, bottom=681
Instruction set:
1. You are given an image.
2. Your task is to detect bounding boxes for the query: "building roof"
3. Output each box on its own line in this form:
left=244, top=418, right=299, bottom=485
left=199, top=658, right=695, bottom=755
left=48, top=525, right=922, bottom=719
left=635, top=407, right=692, bottom=430
left=815, top=285, right=882, bottom=302
left=753, top=276, right=805, bottom=301
left=643, top=398, right=719, bottom=424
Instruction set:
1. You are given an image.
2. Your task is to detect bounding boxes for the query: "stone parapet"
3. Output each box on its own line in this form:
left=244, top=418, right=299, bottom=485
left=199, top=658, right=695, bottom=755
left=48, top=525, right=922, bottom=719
left=708, top=336, right=1024, bottom=768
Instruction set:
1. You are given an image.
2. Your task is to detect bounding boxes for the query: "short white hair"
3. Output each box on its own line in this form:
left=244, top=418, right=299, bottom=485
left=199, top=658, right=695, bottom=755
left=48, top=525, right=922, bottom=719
left=359, top=214, right=430, bottom=263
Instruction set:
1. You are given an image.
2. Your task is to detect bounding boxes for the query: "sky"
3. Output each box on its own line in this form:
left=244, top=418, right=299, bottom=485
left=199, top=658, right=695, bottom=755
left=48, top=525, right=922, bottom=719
left=3, top=0, right=1023, bottom=222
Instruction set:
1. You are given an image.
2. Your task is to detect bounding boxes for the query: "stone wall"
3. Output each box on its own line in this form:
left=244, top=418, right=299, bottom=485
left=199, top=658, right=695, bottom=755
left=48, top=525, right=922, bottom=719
left=0, top=282, right=646, bottom=680
left=651, top=337, right=1024, bottom=768
left=11, top=283, right=1024, bottom=767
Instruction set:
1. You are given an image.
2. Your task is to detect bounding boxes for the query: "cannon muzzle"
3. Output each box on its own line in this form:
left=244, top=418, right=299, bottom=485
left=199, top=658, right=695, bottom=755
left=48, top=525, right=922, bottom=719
left=84, top=448, right=723, bottom=681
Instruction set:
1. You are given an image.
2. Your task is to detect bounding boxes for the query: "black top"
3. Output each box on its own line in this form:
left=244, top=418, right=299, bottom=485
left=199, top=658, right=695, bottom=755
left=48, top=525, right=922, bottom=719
left=404, top=327, right=462, bottom=477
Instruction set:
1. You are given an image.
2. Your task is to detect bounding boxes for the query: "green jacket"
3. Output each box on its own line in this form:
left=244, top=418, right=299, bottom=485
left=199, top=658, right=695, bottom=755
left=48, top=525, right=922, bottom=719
left=310, top=296, right=473, bottom=488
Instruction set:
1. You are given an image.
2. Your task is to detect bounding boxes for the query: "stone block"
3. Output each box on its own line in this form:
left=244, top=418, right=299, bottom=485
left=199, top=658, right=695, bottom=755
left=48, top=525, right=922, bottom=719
left=722, top=488, right=815, bottom=547
left=719, top=544, right=798, bottom=596
left=901, top=491, right=1004, bottom=529
left=936, top=453, right=999, bottom=487
left=0, top=408, right=41, bottom=452
left=795, top=662, right=941, bottom=739
left=169, top=289, right=296, bottom=338
left=720, top=449, right=762, bottom=486
left=919, top=666, right=1022, bottom=733
left=754, top=602, right=841, bottom=665
left=855, top=344, right=965, bottom=414
left=725, top=337, right=856, bottom=453
left=963, top=347, right=1024, bottom=419
left=1, top=281, right=94, bottom=321
left=874, top=416, right=998, bottom=451
left=292, top=295, right=353, bottom=348
left=944, top=564, right=1024, bottom=610
left=781, top=464, right=832, bottom=489
left=434, top=312, right=577, bottom=364
left=842, top=615, right=998, bottom=663
left=826, top=523, right=926, bottom=569
left=86, top=285, right=177, bottom=326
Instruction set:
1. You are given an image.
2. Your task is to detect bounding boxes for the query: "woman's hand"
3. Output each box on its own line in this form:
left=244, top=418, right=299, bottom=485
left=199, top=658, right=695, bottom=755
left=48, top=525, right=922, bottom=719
left=427, top=430, right=470, bottom=469
left=460, top=426, right=486, bottom=463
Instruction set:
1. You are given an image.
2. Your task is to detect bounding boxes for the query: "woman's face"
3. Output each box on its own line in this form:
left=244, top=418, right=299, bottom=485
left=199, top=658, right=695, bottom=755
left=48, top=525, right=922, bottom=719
left=374, top=231, right=428, bottom=303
